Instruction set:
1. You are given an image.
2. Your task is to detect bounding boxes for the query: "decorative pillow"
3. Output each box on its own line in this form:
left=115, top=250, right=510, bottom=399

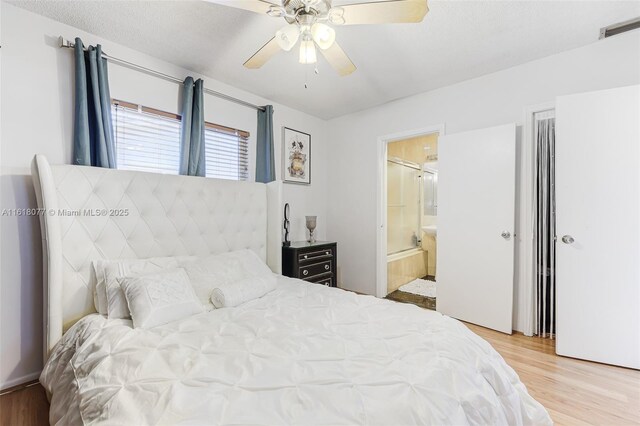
left=210, top=275, right=277, bottom=308
left=184, top=249, right=274, bottom=306
left=102, top=256, right=197, bottom=319
left=234, top=248, right=274, bottom=277
left=92, top=261, right=108, bottom=315
left=118, top=268, right=203, bottom=329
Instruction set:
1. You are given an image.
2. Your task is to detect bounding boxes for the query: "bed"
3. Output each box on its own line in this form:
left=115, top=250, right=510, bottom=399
left=32, top=155, right=551, bottom=425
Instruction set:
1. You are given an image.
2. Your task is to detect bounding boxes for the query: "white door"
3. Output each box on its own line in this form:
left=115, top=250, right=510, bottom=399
left=555, top=85, right=640, bottom=369
left=437, top=124, right=516, bottom=334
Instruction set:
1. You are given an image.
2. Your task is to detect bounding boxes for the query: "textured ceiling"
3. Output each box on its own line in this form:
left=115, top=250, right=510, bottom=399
left=10, top=0, right=640, bottom=119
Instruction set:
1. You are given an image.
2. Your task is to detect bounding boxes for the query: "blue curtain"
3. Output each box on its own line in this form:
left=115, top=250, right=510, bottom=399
left=73, top=37, right=116, bottom=168
left=256, top=105, right=275, bottom=183
left=179, top=77, right=205, bottom=176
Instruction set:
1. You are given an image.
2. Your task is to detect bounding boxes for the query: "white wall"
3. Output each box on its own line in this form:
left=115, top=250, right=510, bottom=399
left=0, top=2, right=329, bottom=389
left=326, top=30, right=640, bottom=332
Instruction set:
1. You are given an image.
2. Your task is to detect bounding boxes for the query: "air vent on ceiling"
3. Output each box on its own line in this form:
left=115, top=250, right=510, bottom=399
left=599, top=17, right=640, bottom=39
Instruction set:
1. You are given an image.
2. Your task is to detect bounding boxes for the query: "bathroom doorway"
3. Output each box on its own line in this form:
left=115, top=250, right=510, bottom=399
left=380, top=122, right=519, bottom=334
left=382, top=130, right=440, bottom=310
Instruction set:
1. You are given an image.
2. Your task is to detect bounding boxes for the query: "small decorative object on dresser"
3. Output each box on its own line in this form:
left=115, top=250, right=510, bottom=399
left=283, top=203, right=291, bottom=247
left=305, top=215, right=317, bottom=243
left=282, top=241, right=337, bottom=287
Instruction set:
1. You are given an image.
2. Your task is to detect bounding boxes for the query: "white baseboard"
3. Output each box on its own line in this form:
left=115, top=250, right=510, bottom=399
left=0, top=371, right=41, bottom=392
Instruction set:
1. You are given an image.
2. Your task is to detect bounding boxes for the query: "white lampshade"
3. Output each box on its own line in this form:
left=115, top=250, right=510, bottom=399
left=299, top=40, right=317, bottom=64
left=275, top=25, right=300, bottom=51
left=311, top=23, right=336, bottom=50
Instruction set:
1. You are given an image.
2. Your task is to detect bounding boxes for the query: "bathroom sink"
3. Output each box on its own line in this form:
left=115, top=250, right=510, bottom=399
left=422, top=225, right=437, bottom=236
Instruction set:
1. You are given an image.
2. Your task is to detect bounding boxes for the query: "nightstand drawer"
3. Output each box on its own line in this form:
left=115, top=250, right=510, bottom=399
left=298, top=248, right=333, bottom=263
left=316, top=276, right=333, bottom=286
left=303, top=272, right=332, bottom=284
left=299, top=260, right=332, bottom=279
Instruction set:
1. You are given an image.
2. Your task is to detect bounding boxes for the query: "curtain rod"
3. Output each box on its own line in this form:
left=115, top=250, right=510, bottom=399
left=58, top=36, right=265, bottom=112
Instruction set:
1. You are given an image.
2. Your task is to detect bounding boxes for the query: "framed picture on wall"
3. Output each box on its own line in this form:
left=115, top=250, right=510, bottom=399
left=283, top=127, right=311, bottom=185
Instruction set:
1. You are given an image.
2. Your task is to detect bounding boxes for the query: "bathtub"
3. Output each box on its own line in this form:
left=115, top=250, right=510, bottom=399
left=387, top=247, right=423, bottom=262
left=387, top=248, right=429, bottom=294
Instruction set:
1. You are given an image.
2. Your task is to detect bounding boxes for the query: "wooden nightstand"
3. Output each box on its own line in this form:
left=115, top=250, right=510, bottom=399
left=282, top=241, right=337, bottom=287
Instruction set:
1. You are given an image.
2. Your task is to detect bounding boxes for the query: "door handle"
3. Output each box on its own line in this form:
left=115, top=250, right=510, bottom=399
left=501, top=231, right=511, bottom=240
left=561, top=235, right=575, bottom=244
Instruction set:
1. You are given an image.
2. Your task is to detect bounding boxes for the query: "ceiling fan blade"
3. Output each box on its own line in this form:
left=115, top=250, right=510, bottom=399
left=320, top=42, right=356, bottom=76
left=204, top=0, right=278, bottom=15
left=244, top=37, right=282, bottom=69
left=338, top=0, right=428, bottom=25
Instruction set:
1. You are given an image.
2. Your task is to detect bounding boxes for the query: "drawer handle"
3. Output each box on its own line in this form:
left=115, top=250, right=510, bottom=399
left=304, top=255, right=308, bottom=259
left=325, top=251, right=330, bottom=255
left=303, top=270, right=309, bottom=276
left=324, top=265, right=330, bottom=270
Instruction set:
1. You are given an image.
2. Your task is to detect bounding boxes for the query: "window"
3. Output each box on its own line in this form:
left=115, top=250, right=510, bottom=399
left=112, top=101, right=181, bottom=175
left=112, top=100, right=249, bottom=180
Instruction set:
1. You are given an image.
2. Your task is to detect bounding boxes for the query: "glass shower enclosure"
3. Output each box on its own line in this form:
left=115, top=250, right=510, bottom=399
left=387, top=157, right=422, bottom=255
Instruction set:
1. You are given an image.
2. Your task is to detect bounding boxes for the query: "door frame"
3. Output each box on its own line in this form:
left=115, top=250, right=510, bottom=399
left=376, top=124, right=446, bottom=298
left=520, top=102, right=555, bottom=336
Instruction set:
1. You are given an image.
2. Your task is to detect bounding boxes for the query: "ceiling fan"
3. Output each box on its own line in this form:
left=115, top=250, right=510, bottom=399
left=207, top=0, right=429, bottom=76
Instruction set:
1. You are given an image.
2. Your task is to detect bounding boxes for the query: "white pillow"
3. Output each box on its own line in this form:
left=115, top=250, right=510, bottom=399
left=102, top=256, right=196, bottom=319
left=210, top=275, right=277, bottom=308
left=92, top=261, right=108, bottom=315
left=118, top=268, right=203, bottom=329
left=184, top=249, right=273, bottom=306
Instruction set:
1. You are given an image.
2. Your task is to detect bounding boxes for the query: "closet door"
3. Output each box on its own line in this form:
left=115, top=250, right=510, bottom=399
left=437, top=123, right=516, bottom=334
left=555, top=85, right=640, bottom=369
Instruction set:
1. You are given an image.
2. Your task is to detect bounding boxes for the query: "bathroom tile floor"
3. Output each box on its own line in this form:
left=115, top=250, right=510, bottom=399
left=385, top=290, right=436, bottom=310
left=385, top=275, right=436, bottom=310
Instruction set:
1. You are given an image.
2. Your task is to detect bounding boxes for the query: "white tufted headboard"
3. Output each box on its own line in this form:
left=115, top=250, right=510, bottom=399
left=31, top=155, right=282, bottom=359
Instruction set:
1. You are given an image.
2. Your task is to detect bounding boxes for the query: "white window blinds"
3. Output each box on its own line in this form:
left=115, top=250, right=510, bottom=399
left=204, top=124, right=249, bottom=181
left=112, top=101, right=249, bottom=181
left=112, top=103, right=181, bottom=175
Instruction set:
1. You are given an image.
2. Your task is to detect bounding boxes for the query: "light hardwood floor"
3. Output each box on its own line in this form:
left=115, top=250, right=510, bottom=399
left=1, top=324, right=639, bottom=425
left=466, top=324, right=640, bottom=426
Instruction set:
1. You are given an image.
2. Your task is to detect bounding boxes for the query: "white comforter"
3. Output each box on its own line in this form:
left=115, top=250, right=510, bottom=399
left=41, top=276, right=551, bottom=425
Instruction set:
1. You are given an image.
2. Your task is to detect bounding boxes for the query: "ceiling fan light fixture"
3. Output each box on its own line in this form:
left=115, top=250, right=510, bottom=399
left=327, top=7, right=345, bottom=25
left=311, top=23, right=336, bottom=50
left=299, top=39, right=317, bottom=64
left=275, top=25, right=300, bottom=51
left=266, top=5, right=285, bottom=17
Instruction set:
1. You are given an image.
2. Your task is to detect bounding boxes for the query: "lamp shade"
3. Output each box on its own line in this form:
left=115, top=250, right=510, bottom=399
left=311, top=23, right=336, bottom=50
left=275, top=25, right=300, bottom=51
left=299, top=39, right=317, bottom=64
